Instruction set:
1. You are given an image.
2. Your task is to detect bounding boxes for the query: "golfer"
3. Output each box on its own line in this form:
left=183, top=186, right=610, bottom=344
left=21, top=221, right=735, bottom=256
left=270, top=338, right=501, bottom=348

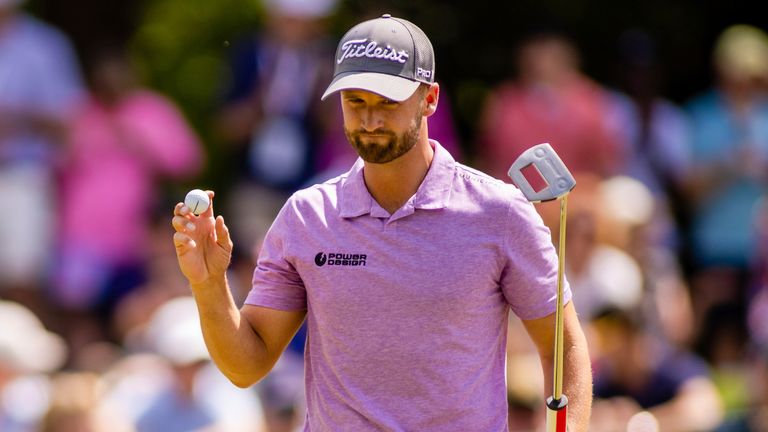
left=172, top=14, right=592, bottom=431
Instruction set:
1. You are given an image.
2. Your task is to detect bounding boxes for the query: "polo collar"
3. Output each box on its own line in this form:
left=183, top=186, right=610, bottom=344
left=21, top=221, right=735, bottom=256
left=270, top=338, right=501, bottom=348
left=339, top=140, right=455, bottom=218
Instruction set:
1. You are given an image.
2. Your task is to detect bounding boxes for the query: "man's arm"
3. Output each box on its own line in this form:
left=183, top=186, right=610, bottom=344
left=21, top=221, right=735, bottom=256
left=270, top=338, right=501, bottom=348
left=522, top=302, right=593, bottom=432
left=172, top=192, right=306, bottom=388
left=0, top=109, right=69, bottom=141
left=190, top=276, right=306, bottom=388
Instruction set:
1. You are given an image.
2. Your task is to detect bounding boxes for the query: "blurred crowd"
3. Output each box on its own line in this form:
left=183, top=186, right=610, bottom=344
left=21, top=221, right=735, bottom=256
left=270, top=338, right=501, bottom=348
left=2, top=0, right=768, bottom=430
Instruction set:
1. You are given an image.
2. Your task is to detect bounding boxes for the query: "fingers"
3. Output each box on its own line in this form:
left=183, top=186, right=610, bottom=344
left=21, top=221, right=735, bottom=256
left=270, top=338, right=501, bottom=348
left=171, top=190, right=219, bottom=252
left=215, top=215, right=233, bottom=252
left=171, top=190, right=211, bottom=233
left=173, top=231, right=197, bottom=253
left=173, top=189, right=214, bottom=219
left=200, top=190, right=215, bottom=218
left=174, top=202, right=190, bottom=217
left=172, top=213, right=197, bottom=233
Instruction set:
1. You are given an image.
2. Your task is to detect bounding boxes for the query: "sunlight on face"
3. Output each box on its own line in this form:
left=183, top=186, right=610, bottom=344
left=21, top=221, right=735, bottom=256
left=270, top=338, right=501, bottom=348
left=341, top=88, right=427, bottom=164
left=344, top=114, right=422, bottom=163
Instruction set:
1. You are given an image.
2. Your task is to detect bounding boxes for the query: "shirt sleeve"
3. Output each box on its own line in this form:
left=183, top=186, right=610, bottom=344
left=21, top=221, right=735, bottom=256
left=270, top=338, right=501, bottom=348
left=500, top=187, right=572, bottom=320
left=244, top=197, right=307, bottom=311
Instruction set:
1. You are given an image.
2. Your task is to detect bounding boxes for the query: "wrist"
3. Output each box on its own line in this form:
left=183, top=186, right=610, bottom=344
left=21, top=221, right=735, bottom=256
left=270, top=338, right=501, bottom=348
left=189, top=274, right=228, bottom=293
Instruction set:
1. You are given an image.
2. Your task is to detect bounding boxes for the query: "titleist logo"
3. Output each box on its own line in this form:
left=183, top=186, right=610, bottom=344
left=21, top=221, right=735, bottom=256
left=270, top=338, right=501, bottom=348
left=337, top=39, right=410, bottom=65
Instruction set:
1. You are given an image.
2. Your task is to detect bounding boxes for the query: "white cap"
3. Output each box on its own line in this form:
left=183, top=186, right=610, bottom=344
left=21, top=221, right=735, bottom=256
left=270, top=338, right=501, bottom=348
left=0, top=300, right=67, bottom=373
left=714, top=24, right=768, bottom=79
left=321, top=14, right=435, bottom=102
left=589, top=246, right=643, bottom=312
left=144, top=296, right=209, bottom=366
left=599, top=175, right=655, bottom=226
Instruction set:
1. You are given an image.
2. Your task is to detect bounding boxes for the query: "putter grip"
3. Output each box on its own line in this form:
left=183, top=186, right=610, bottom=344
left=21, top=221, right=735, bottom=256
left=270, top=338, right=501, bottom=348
left=508, top=143, right=576, bottom=202
left=546, top=395, right=569, bottom=432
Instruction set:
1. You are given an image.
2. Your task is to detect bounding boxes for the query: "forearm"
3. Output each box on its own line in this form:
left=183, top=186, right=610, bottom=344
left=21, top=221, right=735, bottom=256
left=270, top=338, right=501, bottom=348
left=540, top=321, right=593, bottom=432
left=0, top=109, right=68, bottom=141
left=190, top=276, right=270, bottom=387
left=563, top=336, right=593, bottom=432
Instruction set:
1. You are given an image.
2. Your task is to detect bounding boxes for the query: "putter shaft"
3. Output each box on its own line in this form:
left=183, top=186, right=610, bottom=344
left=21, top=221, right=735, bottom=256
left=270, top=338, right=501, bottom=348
left=553, top=194, right=568, bottom=400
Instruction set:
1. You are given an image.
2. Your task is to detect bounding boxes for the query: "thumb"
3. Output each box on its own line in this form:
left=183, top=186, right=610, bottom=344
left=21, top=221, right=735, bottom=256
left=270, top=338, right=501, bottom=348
left=200, top=190, right=215, bottom=218
left=215, top=215, right=233, bottom=252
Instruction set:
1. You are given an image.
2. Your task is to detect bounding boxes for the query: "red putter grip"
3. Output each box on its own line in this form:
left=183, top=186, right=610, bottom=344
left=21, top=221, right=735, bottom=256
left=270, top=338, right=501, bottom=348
left=546, top=395, right=569, bottom=432
left=557, top=406, right=567, bottom=432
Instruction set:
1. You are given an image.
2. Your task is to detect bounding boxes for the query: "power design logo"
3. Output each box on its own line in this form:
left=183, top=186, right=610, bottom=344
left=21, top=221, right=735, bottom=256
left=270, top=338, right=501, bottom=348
left=314, top=252, right=367, bottom=267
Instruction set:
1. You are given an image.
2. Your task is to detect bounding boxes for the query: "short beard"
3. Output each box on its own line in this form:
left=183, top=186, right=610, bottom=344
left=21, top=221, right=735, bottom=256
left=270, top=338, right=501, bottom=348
left=345, top=111, right=423, bottom=164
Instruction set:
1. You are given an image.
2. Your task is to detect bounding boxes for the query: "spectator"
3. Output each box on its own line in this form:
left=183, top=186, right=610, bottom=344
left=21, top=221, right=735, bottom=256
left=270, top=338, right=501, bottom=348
left=700, top=303, right=752, bottom=418
left=605, top=29, right=691, bottom=254
left=590, top=308, right=724, bottom=431
left=555, top=174, right=644, bottom=321
left=530, top=173, right=646, bottom=325
left=0, top=299, right=67, bottom=432
left=477, top=30, right=625, bottom=182
left=53, top=46, right=203, bottom=322
left=714, top=348, right=768, bottom=431
left=0, top=0, right=83, bottom=306
left=40, top=372, right=133, bottom=432
left=215, top=0, right=342, bottom=193
left=607, top=29, right=691, bottom=200
left=682, top=24, right=768, bottom=338
left=130, top=296, right=266, bottom=432
left=599, top=175, right=695, bottom=347
left=110, top=214, right=199, bottom=351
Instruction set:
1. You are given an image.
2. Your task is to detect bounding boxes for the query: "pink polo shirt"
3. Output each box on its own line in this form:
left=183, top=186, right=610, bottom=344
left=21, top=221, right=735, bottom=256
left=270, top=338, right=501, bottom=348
left=246, top=141, right=570, bottom=431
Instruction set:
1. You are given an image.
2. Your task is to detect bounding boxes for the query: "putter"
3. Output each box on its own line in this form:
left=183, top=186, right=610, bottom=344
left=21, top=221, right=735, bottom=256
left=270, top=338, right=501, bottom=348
left=508, top=143, right=575, bottom=432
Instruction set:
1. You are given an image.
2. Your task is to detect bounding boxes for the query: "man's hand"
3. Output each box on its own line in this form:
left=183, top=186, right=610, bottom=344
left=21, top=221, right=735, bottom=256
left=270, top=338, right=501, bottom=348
left=172, top=190, right=233, bottom=285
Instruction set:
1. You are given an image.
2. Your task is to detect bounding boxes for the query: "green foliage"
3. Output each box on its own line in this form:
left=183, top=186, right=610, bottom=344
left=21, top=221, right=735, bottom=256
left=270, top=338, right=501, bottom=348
left=130, top=0, right=264, bottom=143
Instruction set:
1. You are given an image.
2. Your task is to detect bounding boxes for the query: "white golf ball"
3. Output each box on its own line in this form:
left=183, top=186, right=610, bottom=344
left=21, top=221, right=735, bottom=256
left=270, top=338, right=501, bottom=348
left=184, top=189, right=210, bottom=216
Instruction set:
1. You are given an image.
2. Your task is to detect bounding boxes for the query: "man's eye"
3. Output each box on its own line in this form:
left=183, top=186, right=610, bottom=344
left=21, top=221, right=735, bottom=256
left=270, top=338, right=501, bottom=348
left=381, top=99, right=399, bottom=106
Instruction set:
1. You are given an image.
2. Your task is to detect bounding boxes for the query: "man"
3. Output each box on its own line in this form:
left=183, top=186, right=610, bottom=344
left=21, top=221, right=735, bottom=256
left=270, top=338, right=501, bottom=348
left=477, top=31, right=624, bottom=182
left=0, top=300, right=68, bottom=431
left=172, top=14, right=592, bottom=431
left=0, top=0, right=82, bottom=298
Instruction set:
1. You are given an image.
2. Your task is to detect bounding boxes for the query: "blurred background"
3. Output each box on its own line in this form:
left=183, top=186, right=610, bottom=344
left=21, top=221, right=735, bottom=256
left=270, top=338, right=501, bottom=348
left=2, top=0, right=768, bottom=431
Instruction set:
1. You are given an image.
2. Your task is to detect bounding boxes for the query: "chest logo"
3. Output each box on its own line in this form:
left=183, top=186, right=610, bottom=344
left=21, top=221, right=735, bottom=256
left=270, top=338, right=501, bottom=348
left=314, top=252, right=367, bottom=267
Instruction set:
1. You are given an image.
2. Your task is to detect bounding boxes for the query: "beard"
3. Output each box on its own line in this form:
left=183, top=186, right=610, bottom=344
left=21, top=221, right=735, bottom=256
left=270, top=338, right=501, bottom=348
left=344, top=113, right=423, bottom=164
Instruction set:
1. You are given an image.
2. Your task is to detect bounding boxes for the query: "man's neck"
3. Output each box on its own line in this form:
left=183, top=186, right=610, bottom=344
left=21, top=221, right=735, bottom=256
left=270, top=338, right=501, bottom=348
left=362, top=131, right=434, bottom=215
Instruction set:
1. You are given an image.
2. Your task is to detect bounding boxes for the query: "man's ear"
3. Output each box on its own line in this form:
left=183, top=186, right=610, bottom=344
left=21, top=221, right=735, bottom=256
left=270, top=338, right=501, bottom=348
left=423, top=83, right=440, bottom=116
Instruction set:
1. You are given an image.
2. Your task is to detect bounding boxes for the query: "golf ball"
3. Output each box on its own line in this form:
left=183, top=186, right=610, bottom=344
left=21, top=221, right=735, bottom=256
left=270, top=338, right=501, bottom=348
left=184, top=189, right=210, bottom=216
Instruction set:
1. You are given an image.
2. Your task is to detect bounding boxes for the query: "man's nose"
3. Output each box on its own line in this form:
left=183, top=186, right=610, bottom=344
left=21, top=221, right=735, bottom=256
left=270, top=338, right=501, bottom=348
left=360, top=108, right=384, bottom=131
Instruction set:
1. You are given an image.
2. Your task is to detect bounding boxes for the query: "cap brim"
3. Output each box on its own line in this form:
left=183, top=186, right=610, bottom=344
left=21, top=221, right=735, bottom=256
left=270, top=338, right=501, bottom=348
left=321, top=72, right=421, bottom=102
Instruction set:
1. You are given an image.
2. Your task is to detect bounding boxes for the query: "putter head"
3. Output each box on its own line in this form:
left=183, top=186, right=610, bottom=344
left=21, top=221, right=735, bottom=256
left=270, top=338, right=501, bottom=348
left=508, top=143, right=576, bottom=203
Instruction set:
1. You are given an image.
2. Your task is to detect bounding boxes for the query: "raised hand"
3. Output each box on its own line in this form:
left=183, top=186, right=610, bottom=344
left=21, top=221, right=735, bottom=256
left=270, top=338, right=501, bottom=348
left=171, top=190, right=233, bottom=285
